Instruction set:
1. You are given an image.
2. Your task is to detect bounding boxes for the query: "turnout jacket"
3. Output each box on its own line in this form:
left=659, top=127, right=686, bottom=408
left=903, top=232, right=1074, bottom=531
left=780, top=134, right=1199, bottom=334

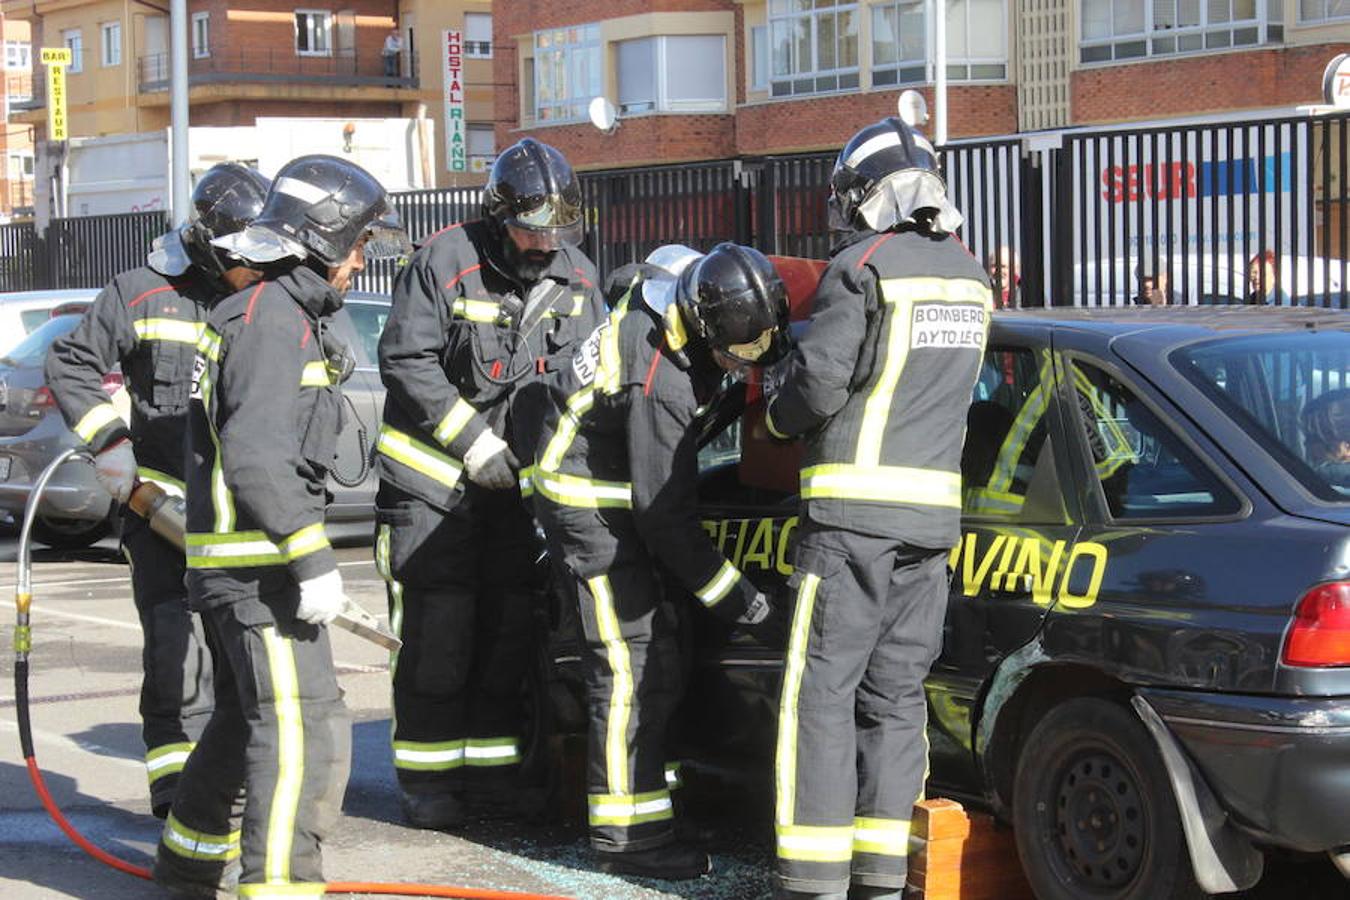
left=765, top=228, right=993, bottom=549
left=535, top=278, right=759, bottom=619
left=376, top=220, right=604, bottom=511
left=184, top=266, right=344, bottom=606
left=46, top=266, right=219, bottom=493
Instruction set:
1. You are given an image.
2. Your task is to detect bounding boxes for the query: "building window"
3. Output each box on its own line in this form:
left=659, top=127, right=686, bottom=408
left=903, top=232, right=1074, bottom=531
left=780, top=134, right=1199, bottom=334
left=751, top=25, right=768, bottom=90
left=768, top=0, right=859, bottom=98
left=63, top=30, right=83, bottom=74
left=468, top=124, right=495, bottom=172
left=618, top=35, right=726, bottom=115
left=1299, top=0, right=1350, bottom=21
left=1081, top=0, right=1278, bottom=64
left=534, top=24, right=601, bottom=123
left=465, top=12, right=492, bottom=58
left=5, top=41, right=31, bottom=71
left=192, top=12, right=211, bottom=59
left=872, top=0, right=1007, bottom=86
left=295, top=10, right=333, bottom=57
left=8, top=152, right=35, bottom=179
left=101, top=21, right=121, bottom=67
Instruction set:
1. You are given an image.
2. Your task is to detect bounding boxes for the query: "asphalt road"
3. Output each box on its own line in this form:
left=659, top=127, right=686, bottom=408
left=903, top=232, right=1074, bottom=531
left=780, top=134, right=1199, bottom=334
left=0, top=531, right=1343, bottom=900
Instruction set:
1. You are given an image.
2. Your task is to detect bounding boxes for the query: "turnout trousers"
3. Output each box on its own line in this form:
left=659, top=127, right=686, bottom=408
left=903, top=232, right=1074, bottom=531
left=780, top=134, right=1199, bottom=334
left=375, top=483, right=537, bottom=803
left=774, top=520, right=949, bottom=895
left=537, top=499, right=682, bottom=853
left=154, top=592, right=351, bottom=899
left=122, top=512, right=214, bottom=815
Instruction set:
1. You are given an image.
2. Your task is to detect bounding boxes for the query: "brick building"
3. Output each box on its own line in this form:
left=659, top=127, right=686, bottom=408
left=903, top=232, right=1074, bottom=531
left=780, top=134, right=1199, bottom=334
left=494, top=0, right=1350, bottom=170
left=2, top=11, right=35, bottom=218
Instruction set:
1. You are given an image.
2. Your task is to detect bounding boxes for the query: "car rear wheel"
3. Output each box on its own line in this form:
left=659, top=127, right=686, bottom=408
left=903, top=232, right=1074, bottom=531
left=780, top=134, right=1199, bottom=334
left=31, top=514, right=112, bottom=550
left=1012, top=696, right=1204, bottom=900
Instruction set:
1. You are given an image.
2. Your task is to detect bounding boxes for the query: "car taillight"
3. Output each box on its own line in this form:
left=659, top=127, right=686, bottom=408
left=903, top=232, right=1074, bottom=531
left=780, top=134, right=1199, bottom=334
left=1283, top=582, right=1350, bottom=667
left=101, top=372, right=123, bottom=395
left=27, top=385, right=56, bottom=415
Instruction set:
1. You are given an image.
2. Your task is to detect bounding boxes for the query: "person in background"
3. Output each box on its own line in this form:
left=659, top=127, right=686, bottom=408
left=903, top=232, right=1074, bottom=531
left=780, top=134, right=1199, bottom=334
left=1302, top=388, right=1350, bottom=490
left=382, top=29, right=403, bottom=79
left=1132, top=257, right=1172, bottom=306
left=45, top=162, right=271, bottom=820
left=1247, top=250, right=1294, bottom=306
left=986, top=246, right=1020, bottom=309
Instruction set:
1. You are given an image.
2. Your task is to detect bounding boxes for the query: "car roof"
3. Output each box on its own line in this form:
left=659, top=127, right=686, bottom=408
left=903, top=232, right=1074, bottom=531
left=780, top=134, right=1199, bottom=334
left=999, top=306, right=1349, bottom=338
left=0, top=289, right=100, bottom=306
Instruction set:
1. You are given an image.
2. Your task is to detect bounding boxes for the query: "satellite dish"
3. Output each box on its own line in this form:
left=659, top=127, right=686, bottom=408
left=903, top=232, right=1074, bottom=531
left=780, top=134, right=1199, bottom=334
left=588, top=96, right=619, bottom=134
left=897, top=90, right=929, bottom=128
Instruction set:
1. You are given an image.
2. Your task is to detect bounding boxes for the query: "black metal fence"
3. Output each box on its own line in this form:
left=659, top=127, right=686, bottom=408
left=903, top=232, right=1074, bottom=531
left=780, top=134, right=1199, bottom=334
left=3, top=111, right=1346, bottom=307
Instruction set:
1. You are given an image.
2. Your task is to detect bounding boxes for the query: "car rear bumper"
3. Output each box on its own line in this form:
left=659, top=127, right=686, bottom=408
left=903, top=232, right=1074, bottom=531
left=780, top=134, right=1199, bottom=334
left=0, top=422, right=109, bottom=523
left=1139, top=687, right=1350, bottom=853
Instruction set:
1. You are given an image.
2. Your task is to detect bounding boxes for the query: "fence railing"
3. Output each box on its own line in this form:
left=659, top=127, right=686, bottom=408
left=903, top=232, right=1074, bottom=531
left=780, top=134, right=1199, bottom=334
left=3, top=111, right=1346, bottom=307
left=137, top=47, right=418, bottom=92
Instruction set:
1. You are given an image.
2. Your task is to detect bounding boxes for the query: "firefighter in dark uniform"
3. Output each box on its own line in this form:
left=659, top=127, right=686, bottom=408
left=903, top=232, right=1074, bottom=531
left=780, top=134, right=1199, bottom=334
left=534, top=242, right=790, bottom=879
left=374, top=138, right=605, bottom=829
left=152, top=155, right=405, bottom=900
left=764, top=118, right=992, bottom=900
left=45, top=162, right=271, bottom=818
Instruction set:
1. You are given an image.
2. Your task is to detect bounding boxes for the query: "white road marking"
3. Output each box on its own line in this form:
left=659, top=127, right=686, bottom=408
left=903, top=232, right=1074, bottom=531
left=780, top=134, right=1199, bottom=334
left=30, top=607, right=138, bottom=632
left=0, top=718, right=143, bottom=770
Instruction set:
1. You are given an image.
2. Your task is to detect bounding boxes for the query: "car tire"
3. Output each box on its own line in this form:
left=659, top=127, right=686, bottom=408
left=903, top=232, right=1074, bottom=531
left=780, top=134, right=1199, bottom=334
left=1011, top=696, right=1205, bottom=900
left=31, top=514, right=112, bottom=550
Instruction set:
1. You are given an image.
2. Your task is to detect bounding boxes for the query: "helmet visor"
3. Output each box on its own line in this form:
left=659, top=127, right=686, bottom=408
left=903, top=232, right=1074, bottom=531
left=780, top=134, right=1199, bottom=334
left=720, top=326, right=779, bottom=364
left=506, top=195, right=584, bottom=247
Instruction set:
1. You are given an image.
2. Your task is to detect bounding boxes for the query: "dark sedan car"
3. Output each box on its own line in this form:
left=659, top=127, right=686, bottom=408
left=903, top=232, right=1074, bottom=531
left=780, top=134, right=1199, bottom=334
left=538, top=297, right=1350, bottom=900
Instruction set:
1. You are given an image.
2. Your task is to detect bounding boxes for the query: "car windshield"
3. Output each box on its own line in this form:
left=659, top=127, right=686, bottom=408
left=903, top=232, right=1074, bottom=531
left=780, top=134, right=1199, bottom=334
left=1, top=314, right=81, bottom=368
left=1172, top=330, right=1350, bottom=503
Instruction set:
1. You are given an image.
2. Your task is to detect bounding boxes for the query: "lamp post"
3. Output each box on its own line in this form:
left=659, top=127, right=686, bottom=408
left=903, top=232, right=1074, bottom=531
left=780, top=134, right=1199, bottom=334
left=170, top=0, right=189, bottom=224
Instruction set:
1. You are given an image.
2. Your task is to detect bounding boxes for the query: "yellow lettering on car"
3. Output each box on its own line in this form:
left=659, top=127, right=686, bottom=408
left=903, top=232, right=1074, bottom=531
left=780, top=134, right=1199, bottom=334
left=951, top=531, right=1108, bottom=609
left=699, top=516, right=800, bottom=576
left=776, top=517, right=798, bottom=576
left=742, top=518, right=776, bottom=571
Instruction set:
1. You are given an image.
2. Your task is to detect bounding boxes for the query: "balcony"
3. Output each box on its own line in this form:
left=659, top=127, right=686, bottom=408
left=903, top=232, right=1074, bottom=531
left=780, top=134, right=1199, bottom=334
left=5, top=73, right=39, bottom=112
left=137, top=46, right=419, bottom=93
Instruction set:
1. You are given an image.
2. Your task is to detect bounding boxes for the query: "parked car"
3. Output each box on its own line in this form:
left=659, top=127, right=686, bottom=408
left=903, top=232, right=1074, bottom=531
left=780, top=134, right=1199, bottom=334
left=536, top=274, right=1350, bottom=900
left=0, top=292, right=390, bottom=548
left=0, top=289, right=100, bottom=357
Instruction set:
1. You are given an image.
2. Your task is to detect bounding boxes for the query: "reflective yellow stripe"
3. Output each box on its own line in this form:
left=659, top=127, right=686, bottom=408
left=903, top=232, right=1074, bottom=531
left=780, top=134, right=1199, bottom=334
left=665, top=761, right=683, bottom=789
left=543, top=292, right=586, bottom=317
left=136, top=466, right=184, bottom=496
left=800, top=463, right=961, bottom=508
left=775, top=823, right=854, bottom=863
left=134, top=318, right=205, bottom=345
left=765, top=404, right=789, bottom=440
left=433, top=399, right=477, bottom=445
left=590, top=575, right=633, bottom=795
left=695, top=560, right=740, bottom=608
left=146, top=741, right=195, bottom=784
left=262, top=627, right=303, bottom=884
left=535, top=470, right=633, bottom=509
left=186, top=530, right=286, bottom=568
left=452, top=298, right=500, bottom=323
left=588, top=789, right=674, bottom=826
left=74, top=403, right=122, bottom=443
left=465, top=737, right=521, bottom=766
left=196, top=327, right=223, bottom=362
left=518, top=464, right=535, bottom=498
left=278, top=523, right=330, bottom=561
left=597, top=301, right=627, bottom=395
left=376, top=425, right=464, bottom=489
left=162, top=812, right=241, bottom=862
left=540, top=387, right=596, bottom=471
left=237, top=886, right=326, bottom=898
left=853, top=816, right=911, bottom=856
left=300, top=361, right=331, bottom=387
left=776, top=572, right=820, bottom=828
left=392, top=739, right=465, bottom=771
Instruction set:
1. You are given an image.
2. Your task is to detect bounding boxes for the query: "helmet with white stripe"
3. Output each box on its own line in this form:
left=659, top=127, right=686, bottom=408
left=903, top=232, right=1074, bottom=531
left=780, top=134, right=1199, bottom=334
left=828, top=117, right=961, bottom=235
left=214, top=154, right=408, bottom=267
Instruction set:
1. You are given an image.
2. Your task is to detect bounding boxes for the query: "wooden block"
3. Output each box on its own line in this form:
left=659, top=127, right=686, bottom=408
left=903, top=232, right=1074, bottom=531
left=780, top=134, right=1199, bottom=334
left=906, top=798, right=1036, bottom=900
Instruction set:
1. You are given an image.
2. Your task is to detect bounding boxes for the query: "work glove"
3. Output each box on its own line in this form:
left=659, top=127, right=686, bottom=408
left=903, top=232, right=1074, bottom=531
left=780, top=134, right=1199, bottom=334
left=296, top=569, right=347, bottom=626
left=463, top=430, right=520, bottom=490
left=94, top=438, right=137, bottom=503
left=737, top=592, right=791, bottom=647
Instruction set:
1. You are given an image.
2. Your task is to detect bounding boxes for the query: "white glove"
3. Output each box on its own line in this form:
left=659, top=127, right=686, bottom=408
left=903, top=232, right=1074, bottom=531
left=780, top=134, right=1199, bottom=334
left=736, top=592, right=771, bottom=625
left=94, top=439, right=137, bottom=503
left=463, top=430, right=521, bottom=490
left=296, top=570, right=347, bottom=626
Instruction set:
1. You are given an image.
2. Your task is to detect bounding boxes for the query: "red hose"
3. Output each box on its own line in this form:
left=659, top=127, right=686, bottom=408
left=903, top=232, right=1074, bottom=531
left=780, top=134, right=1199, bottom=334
left=24, top=755, right=153, bottom=880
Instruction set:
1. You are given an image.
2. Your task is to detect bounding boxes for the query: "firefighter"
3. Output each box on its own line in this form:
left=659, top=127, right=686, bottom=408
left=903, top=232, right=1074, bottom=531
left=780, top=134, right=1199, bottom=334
left=152, top=155, right=406, bottom=899
left=374, top=138, right=605, bottom=829
left=45, top=162, right=271, bottom=819
left=534, top=242, right=790, bottom=879
left=764, top=118, right=992, bottom=900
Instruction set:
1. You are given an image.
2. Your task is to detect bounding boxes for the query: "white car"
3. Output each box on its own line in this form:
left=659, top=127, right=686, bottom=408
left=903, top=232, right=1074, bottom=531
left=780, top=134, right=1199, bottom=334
left=0, top=289, right=101, bottom=356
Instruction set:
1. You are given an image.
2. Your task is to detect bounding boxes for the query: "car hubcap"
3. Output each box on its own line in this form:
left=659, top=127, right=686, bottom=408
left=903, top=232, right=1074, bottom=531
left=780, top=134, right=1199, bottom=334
left=1053, top=751, right=1145, bottom=890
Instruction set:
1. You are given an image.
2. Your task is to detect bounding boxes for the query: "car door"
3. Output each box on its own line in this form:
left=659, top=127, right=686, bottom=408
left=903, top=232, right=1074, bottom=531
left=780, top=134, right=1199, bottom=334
left=323, top=298, right=387, bottom=524
left=926, top=322, right=1086, bottom=793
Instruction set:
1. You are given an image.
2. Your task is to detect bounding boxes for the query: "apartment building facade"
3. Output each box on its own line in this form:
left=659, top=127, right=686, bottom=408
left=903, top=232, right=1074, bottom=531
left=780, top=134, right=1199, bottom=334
left=0, top=0, right=496, bottom=190
left=2, top=11, right=35, bottom=218
left=493, top=0, right=1350, bottom=170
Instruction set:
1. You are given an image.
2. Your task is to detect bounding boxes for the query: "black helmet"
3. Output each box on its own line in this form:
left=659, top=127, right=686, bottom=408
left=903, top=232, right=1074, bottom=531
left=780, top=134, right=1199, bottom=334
left=482, top=138, right=584, bottom=250
left=828, top=117, right=959, bottom=234
left=675, top=243, right=790, bottom=366
left=214, top=154, right=408, bottom=267
left=148, top=162, right=271, bottom=281
left=1301, top=388, right=1350, bottom=451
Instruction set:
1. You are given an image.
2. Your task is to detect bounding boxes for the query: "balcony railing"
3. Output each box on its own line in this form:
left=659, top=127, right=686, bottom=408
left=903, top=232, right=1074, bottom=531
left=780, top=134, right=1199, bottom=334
left=5, top=73, right=39, bottom=112
left=137, top=46, right=419, bottom=93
